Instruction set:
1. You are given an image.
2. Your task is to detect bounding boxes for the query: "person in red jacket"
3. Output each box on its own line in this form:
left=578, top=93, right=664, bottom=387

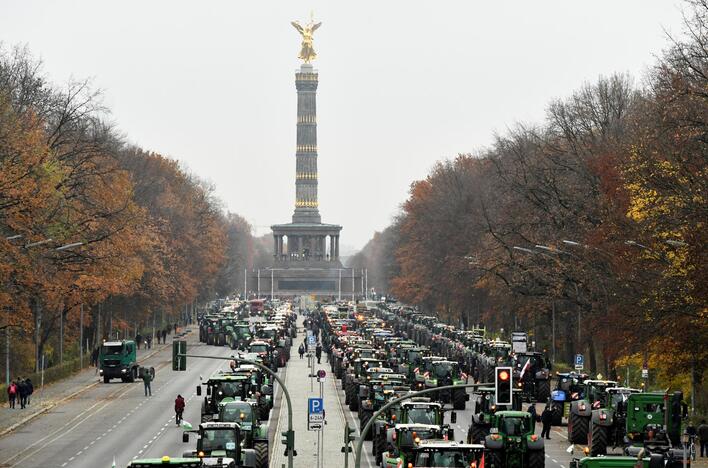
left=175, top=394, right=185, bottom=425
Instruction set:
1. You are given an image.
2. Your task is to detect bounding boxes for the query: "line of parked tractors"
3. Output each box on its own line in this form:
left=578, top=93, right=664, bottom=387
left=126, top=299, right=299, bottom=468
left=318, top=300, right=692, bottom=468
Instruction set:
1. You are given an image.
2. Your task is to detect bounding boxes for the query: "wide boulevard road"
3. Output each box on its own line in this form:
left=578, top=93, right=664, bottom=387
left=0, top=329, right=250, bottom=467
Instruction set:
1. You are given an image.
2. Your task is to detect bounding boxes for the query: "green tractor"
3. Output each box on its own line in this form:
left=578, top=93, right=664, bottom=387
left=623, top=391, right=688, bottom=467
left=226, top=323, right=252, bottom=350
left=411, top=440, right=485, bottom=468
left=381, top=424, right=449, bottom=468
left=482, top=410, right=545, bottom=468
left=357, top=372, right=408, bottom=437
left=568, top=380, right=618, bottom=443
left=372, top=399, right=448, bottom=464
left=587, top=387, right=641, bottom=456
left=466, top=387, right=523, bottom=444
left=418, top=359, right=469, bottom=410
left=197, top=372, right=271, bottom=422
left=512, top=352, right=551, bottom=403
left=181, top=421, right=256, bottom=467
left=98, top=340, right=139, bottom=383
left=218, top=400, right=268, bottom=468
left=344, top=357, right=384, bottom=410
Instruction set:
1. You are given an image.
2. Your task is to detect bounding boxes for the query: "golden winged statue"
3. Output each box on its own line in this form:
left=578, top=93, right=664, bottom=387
left=291, top=18, right=322, bottom=63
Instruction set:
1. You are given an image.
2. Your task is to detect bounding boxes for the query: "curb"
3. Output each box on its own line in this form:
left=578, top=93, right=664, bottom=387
left=0, top=329, right=192, bottom=438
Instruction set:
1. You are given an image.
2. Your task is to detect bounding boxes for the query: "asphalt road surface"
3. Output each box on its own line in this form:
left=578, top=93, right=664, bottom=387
left=0, top=330, right=264, bottom=468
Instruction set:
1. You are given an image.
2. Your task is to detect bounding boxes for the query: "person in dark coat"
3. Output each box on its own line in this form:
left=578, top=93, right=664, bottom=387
left=25, top=378, right=33, bottom=406
left=162, top=329, right=167, bottom=343
left=17, top=378, right=27, bottom=409
left=146, top=334, right=152, bottom=349
left=91, top=347, right=99, bottom=367
left=136, top=333, right=142, bottom=350
left=698, top=419, right=708, bottom=457
left=142, top=369, right=152, bottom=396
left=315, top=342, right=322, bottom=364
left=175, top=394, right=185, bottom=425
left=540, top=405, right=553, bottom=439
left=298, top=343, right=305, bottom=359
left=174, top=323, right=178, bottom=334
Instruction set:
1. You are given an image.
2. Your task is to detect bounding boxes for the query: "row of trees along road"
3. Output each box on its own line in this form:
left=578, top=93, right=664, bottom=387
left=351, top=0, right=706, bottom=413
left=0, top=46, right=257, bottom=380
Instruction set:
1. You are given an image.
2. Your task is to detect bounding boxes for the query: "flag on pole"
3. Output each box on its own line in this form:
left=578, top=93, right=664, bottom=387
left=519, top=358, right=531, bottom=380
left=479, top=452, right=485, bottom=468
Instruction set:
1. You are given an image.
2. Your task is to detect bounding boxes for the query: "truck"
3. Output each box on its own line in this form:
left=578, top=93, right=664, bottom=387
left=511, top=332, right=528, bottom=353
left=98, top=340, right=139, bottom=383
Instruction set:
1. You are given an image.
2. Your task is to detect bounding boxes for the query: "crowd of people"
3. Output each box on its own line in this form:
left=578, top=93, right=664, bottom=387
left=6, top=377, right=34, bottom=409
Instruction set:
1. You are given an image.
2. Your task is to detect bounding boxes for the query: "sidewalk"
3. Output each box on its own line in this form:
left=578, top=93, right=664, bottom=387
left=0, top=328, right=193, bottom=437
left=270, top=318, right=348, bottom=468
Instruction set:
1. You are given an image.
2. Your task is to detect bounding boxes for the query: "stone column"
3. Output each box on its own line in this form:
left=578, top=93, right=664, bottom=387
left=273, top=235, right=279, bottom=259
left=334, top=235, right=339, bottom=261
left=329, top=235, right=334, bottom=261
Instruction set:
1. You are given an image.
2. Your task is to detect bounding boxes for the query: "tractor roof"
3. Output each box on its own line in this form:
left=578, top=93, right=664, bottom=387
left=494, top=410, right=531, bottom=418
left=415, top=440, right=485, bottom=450
left=394, top=423, right=441, bottom=431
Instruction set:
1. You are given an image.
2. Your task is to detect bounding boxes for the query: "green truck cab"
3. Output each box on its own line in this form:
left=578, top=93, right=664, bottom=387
left=181, top=421, right=256, bottom=468
left=218, top=401, right=268, bottom=468
left=99, top=340, right=139, bottom=383
left=412, top=440, right=485, bottom=467
left=483, top=410, right=545, bottom=468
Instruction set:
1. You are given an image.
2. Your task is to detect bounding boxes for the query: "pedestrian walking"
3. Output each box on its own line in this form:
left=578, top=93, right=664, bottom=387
left=315, top=342, right=322, bottom=364
left=146, top=334, right=152, bottom=350
left=174, top=322, right=178, bottom=334
left=298, top=343, right=305, bottom=359
left=7, top=380, right=17, bottom=408
left=17, top=378, right=27, bottom=409
left=162, top=329, right=167, bottom=343
left=698, top=419, right=708, bottom=457
left=91, top=347, right=99, bottom=367
left=136, top=333, right=142, bottom=350
left=175, top=394, right=185, bottom=425
left=541, top=405, right=553, bottom=439
left=25, top=378, right=33, bottom=406
left=142, top=369, right=153, bottom=397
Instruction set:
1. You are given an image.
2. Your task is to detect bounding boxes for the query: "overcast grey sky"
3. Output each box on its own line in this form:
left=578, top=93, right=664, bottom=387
left=1, top=1, right=686, bottom=251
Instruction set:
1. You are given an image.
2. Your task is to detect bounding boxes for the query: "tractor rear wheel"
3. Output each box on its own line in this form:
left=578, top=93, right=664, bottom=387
left=589, top=421, right=608, bottom=456
left=452, top=388, right=466, bottom=410
left=254, top=441, right=268, bottom=468
left=527, top=449, right=545, bottom=468
left=466, top=424, right=487, bottom=444
left=486, top=450, right=503, bottom=468
left=535, top=379, right=550, bottom=403
left=551, top=403, right=563, bottom=425
left=374, top=433, right=385, bottom=463
left=349, top=393, right=359, bottom=411
left=103, top=376, right=110, bottom=383
left=568, top=411, right=588, bottom=443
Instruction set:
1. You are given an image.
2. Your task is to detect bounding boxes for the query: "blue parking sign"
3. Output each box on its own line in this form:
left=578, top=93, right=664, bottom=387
left=574, top=354, right=584, bottom=370
left=308, top=397, right=323, bottom=414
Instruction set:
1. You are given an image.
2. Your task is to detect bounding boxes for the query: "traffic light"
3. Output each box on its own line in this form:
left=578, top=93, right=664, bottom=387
left=495, top=366, right=512, bottom=405
left=172, top=340, right=187, bottom=371
left=281, top=429, right=296, bottom=456
left=342, top=422, right=356, bottom=451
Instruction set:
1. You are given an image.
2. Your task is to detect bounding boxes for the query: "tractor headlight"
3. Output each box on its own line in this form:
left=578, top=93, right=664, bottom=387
left=121, top=369, right=127, bottom=373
